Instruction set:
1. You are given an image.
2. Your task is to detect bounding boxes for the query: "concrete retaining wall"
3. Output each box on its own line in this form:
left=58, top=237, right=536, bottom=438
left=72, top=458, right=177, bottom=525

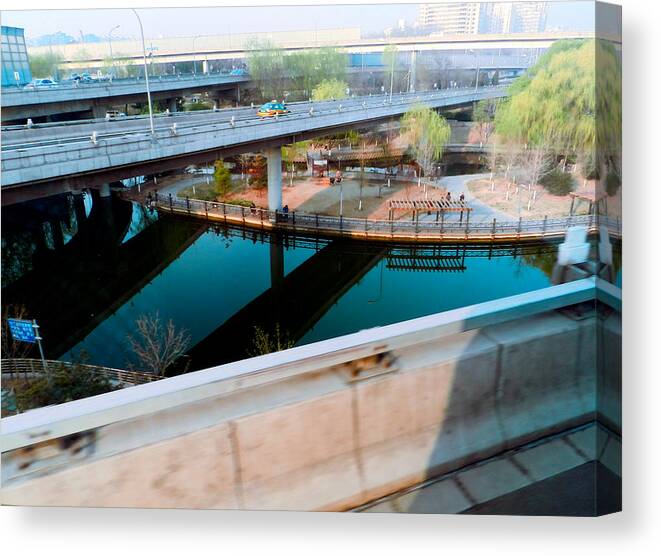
left=1, top=289, right=618, bottom=510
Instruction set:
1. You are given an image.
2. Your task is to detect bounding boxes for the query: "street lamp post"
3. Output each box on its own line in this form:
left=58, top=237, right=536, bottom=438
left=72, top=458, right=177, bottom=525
left=132, top=9, right=155, bottom=136
left=108, top=25, right=120, bottom=78
left=192, top=35, right=198, bottom=76
left=389, top=47, right=395, bottom=103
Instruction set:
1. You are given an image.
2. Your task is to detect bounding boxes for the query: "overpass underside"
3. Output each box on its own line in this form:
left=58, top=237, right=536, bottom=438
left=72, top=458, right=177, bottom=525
left=0, top=278, right=621, bottom=515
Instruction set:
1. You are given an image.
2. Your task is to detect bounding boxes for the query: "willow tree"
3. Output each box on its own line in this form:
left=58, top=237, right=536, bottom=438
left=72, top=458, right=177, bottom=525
left=28, top=51, right=63, bottom=78
left=245, top=38, right=288, bottom=101
left=288, top=47, right=347, bottom=99
left=281, top=141, right=310, bottom=186
left=401, top=105, right=451, bottom=178
left=311, top=78, right=348, bottom=101
left=495, top=39, right=621, bottom=188
left=382, top=44, right=399, bottom=94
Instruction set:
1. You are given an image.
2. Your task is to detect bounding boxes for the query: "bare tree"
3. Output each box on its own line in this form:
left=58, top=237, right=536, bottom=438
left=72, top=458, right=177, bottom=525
left=237, top=153, right=252, bottom=187
left=521, top=143, right=553, bottom=188
left=497, top=140, right=522, bottom=184
left=248, top=323, right=294, bottom=357
left=127, top=312, right=191, bottom=376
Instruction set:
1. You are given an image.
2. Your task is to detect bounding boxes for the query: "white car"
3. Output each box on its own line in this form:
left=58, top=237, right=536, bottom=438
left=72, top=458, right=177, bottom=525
left=24, top=79, right=59, bottom=89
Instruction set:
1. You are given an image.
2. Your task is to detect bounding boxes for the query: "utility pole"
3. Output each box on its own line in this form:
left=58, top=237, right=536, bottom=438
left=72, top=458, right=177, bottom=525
left=132, top=9, right=155, bottom=136
left=108, top=25, right=120, bottom=77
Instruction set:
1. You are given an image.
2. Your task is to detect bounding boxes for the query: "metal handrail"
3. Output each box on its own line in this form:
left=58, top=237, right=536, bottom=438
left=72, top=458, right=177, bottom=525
left=1, top=358, right=161, bottom=385
left=156, top=193, right=617, bottom=240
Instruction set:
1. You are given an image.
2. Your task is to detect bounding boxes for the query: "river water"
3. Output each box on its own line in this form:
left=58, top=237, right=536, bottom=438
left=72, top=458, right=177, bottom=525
left=2, top=194, right=560, bottom=372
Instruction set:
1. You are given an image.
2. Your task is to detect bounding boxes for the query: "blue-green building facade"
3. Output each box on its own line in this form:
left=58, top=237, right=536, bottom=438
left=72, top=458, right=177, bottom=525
left=2, top=26, right=32, bottom=87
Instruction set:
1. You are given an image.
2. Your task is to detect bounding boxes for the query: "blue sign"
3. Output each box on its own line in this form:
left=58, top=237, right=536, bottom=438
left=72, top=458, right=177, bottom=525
left=7, top=318, right=36, bottom=344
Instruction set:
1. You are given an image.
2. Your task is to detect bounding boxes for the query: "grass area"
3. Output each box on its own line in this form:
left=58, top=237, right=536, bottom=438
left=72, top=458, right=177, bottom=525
left=179, top=182, right=217, bottom=201
left=179, top=181, right=261, bottom=208
left=467, top=177, right=583, bottom=219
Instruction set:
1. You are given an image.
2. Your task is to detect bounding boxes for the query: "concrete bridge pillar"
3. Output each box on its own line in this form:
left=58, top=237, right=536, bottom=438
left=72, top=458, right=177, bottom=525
left=91, top=103, right=107, bottom=120
left=99, top=183, right=111, bottom=198
left=266, top=147, right=283, bottom=212
left=168, top=98, right=178, bottom=113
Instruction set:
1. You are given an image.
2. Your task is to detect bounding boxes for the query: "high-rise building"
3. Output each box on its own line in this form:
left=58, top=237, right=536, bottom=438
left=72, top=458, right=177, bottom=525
left=509, top=2, right=547, bottom=33
left=418, top=2, right=547, bottom=35
left=417, top=3, right=481, bottom=35
left=1, top=26, right=32, bottom=87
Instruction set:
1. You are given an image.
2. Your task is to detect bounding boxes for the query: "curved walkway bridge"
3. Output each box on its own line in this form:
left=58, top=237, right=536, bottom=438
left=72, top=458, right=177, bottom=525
left=155, top=193, right=618, bottom=244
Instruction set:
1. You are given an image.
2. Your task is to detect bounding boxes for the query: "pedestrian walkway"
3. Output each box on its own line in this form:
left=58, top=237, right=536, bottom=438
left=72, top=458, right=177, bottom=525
left=429, top=173, right=513, bottom=223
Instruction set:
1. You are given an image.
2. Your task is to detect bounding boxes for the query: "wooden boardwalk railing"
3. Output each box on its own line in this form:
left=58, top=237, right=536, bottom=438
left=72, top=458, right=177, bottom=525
left=152, top=192, right=621, bottom=244
left=1, top=358, right=161, bottom=385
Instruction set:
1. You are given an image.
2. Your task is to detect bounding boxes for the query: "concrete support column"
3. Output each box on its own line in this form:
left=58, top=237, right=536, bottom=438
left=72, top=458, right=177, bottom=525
left=168, top=98, right=178, bottom=113
left=202, top=60, right=209, bottom=74
left=91, top=103, right=107, bottom=119
left=266, top=147, right=283, bottom=212
left=99, top=183, right=111, bottom=198
left=236, top=85, right=241, bottom=105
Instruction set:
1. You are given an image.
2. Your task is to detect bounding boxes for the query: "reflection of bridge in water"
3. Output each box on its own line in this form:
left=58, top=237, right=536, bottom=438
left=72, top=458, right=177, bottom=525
left=2, top=203, right=559, bottom=368
left=2, top=194, right=205, bottom=357
left=187, top=238, right=384, bottom=370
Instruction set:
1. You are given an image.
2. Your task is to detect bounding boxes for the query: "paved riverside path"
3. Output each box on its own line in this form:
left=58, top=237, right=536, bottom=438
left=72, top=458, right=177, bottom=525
left=428, top=173, right=513, bottom=224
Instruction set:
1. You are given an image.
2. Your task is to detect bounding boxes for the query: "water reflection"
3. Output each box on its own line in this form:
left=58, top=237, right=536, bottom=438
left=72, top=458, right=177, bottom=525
left=2, top=196, right=575, bottom=372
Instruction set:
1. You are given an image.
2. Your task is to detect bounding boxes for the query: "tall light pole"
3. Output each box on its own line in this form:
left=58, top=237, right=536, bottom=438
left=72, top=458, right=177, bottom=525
left=388, top=46, right=395, bottom=104
left=132, top=9, right=154, bottom=136
left=192, top=35, right=199, bottom=76
left=108, top=25, right=120, bottom=77
left=471, top=49, right=479, bottom=91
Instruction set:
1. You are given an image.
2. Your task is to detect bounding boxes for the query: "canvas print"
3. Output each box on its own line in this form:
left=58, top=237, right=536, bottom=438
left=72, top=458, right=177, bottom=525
left=0, top=1, right=621, bottom=516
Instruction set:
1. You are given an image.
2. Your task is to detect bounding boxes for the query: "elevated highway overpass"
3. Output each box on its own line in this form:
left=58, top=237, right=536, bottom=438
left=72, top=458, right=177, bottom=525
left=40, top=30, right=607, bottom=70
left=1, top=86, right=508, bottom=206
left=1, top=73, right=249, bottom=124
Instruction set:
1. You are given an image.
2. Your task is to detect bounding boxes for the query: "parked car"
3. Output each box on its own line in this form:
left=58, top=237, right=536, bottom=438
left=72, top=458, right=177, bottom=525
left=24, top=78, right=58, bottom=89
left=67, top=73, right=98, bottom=84
left=256, top=101, right=290, bottom=118
left=105, top=110, right=127, bottom=120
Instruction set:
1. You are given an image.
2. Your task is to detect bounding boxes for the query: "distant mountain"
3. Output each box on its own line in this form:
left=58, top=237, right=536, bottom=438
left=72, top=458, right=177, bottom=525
left=27, top=32, right=106, bottom=47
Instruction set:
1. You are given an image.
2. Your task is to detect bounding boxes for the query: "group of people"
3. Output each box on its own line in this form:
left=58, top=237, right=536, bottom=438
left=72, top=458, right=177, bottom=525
left=444, top=191, right=466, bottom=203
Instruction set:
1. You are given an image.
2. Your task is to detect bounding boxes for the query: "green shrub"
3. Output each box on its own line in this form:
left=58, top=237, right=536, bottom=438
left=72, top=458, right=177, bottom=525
left=226, top=199, right=256, bottom=208
left=540, top=169, right=575, bottom=196
left=214, top=160, right=233, bottom=198
left=12, top=359, right=120, bottom=413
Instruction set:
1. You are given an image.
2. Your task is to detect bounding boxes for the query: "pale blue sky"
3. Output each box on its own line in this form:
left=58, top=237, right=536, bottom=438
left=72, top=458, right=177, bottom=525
left=2, top=2, right=595, bottom=40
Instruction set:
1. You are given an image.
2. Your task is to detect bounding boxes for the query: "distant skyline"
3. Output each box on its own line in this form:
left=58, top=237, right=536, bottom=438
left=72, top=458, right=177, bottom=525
left=2, top=2, right=595, bottom=41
